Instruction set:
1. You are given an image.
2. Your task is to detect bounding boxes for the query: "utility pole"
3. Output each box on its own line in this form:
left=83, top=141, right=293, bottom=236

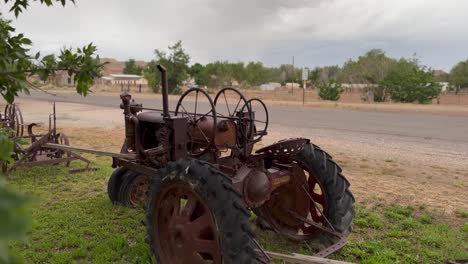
left=291, top=56, right=294, bottom=95
left=302, top=67, right=309, bottom=105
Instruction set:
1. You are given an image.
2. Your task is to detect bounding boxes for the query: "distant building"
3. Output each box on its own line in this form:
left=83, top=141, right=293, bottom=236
left=95, top=74, right=147, bottom=86
left=259, top=82, right=281, bottom=91
left=285, top=82, right=301, bottom=89
left=27, top=71, right=75, bottom=86
left=438, top=82, right=450, bottom=93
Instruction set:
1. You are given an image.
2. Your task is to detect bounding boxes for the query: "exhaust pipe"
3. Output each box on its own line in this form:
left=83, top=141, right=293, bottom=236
left=157, top=65, right=170, bottom=118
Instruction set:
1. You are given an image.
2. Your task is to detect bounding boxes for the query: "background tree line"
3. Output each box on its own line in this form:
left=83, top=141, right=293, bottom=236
left=137, top=43, right=468, bottom=103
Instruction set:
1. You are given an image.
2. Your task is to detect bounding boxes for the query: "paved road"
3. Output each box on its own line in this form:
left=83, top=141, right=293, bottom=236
left=21, top=90, right=468, bottom=143
left=14, top=90, right=468, bottom=170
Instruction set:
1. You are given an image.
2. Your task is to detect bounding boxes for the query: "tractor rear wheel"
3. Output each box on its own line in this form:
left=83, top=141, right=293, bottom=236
left=107, top=167, right=128, bottom=204
left=258, top=143, right=355, bottom=247
left=146, top=160, right=258, bottom=264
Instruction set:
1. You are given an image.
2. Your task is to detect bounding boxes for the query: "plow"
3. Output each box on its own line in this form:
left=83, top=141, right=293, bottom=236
left=0, top=103, right=93, bottom=174
left=2, top=65, right=355, bottom=263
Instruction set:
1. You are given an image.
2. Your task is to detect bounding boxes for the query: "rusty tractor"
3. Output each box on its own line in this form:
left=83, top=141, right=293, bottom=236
left=105, top=65, right=355, bottom=263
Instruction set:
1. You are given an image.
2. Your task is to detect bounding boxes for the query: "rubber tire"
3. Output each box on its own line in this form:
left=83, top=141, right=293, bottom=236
left=118, top=172, right=150, bottom=208
left=255, top=142, right=355, bottom=247
left=107, top=167, right=128, bottom=204
left=146, top=159, right=258, bottom=264
left=293, top=143, right=355, bottom=234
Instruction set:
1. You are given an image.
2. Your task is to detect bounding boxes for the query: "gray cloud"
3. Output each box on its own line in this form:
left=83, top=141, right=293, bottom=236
left=2, top=0, right=468, bottom=70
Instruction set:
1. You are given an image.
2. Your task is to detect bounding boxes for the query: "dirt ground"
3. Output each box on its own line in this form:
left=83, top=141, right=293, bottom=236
left=13, top=98, right=468, bottom=215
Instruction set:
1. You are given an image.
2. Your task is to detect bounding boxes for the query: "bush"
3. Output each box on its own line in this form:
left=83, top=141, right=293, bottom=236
left=380, top=58, right=441, bottom=104
left=318, top=80, right=344, bottom=101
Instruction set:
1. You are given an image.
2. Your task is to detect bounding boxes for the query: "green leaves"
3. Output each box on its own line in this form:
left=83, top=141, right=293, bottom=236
left=449, top=60, right=468, bottom=92
left=0, top=180, right=29, bottom=264
left=318, top=80, right=344, bottom=101
left=57, top=43, right=105, bottom=96
left=123, top=59, right=143, bottom=75
left=144, top=40, right=190, bottom=94
left=5, top=0, right=75, bottom=17
left=0, top=17, right=33, bottom=103
left=0, top=129, right=14, bottom=163
left=0, top=17, right=105, bottom=103
left=380, top=58, right=441, bottom=103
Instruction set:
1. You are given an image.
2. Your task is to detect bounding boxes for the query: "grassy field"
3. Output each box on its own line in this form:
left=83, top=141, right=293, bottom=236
left=6, top=152, right=467, bottom=264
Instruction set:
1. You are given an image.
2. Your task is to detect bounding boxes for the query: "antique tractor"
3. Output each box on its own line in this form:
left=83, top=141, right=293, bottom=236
left=108, top=65, right=355, bottom=263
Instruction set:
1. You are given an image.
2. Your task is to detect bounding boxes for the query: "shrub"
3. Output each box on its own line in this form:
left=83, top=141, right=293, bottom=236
left=380, top=58, right=441, bottom=104
left=318, top=80, right=344, bottom=101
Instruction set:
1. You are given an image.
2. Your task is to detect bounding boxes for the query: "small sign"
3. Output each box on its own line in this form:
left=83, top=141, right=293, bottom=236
left=302, top=67, right=309, bottom=81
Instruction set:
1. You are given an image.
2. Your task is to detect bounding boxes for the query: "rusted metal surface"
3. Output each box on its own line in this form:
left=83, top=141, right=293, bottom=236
left=2, top=104, right=94, bottom=174
left=175, top=88, right=216, bottom=157
left=1, top=104, right=24, bottom=137
left=43, top=143, right=137, bottom=159
left=153, top=183, right=222, bottom=263
left=128, top=174, right=151, bottom=208
left=256, top=138, right=309, bottom=157
left=111, top=65, right=352, bottom=261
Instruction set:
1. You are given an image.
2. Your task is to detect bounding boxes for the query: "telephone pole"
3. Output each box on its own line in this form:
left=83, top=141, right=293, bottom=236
left=291, top=56, right=294, bottom=95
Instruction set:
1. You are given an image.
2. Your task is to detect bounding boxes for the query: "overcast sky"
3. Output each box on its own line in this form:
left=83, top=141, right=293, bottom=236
left=2, top=0, right=468, bottom=71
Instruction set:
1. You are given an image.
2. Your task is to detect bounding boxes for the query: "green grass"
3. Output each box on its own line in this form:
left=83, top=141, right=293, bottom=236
left=333, top=206, right=468, bottom=264
left=7, top=157, right=152, bottom=263
left=455, top=209, right=468, bottom=219
left=6, top=157, right=468, bottom=264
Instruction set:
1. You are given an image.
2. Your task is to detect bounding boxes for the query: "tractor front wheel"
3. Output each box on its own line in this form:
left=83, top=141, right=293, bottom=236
left=107, top=167, right=128, bottom=204
left=119, top=173, right=151, bottom=208
left=146, top=160, right=258, bottom=264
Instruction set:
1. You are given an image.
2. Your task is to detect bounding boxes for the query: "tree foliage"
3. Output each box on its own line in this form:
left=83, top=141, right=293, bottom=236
left=1, top=1, right=103, bottom=261
left=144, top=41, right=189, bottom=94
left=449, top=59, right=468, bottom=93
left=4, top=0, right=75, bottom=17
left=0, top=173, right=29, bottom=263
left=380, top=58, right=441, bottom=103
left=309, top=65, right=341, bottom=84
left=123, top=59, right=143, bottom=75
left=188, top=63, right=205, bottom=87
left=318, top=80, right=343, bottom=101
left=0, top=17, right=104, bottom=103
left=339, top=49, right=397, bottom=102
left=188, top=61, right=278, bottom=88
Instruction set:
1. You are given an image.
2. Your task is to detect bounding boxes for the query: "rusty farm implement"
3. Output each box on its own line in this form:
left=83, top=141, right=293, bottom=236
left=0, top=103, right=93, bottom=173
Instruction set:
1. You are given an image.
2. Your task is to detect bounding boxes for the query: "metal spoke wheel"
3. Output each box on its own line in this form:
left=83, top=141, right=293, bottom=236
left=4, top=104, right=24, bottom=137
left=155, top=184, right=221, bottom=263
left=256, top=142, right=354, bottom=256
left=213, top=87, right=253, bottom=144
left=240, top=98, right=269, bottom=141
left=121, top=173, right=151, bottom=208
left=147, top=160, right=259, bottom=264
left=175, top=88, right=217, bottom=157
left=259, top=161, right=329, bottom=241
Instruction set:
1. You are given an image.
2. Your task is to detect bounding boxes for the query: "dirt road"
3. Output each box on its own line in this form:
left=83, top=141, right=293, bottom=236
left=12, top=91, right=468, bottom=213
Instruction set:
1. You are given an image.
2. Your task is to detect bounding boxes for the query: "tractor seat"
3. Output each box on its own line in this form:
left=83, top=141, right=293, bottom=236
left=137, top=111, right=164, bottom=123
